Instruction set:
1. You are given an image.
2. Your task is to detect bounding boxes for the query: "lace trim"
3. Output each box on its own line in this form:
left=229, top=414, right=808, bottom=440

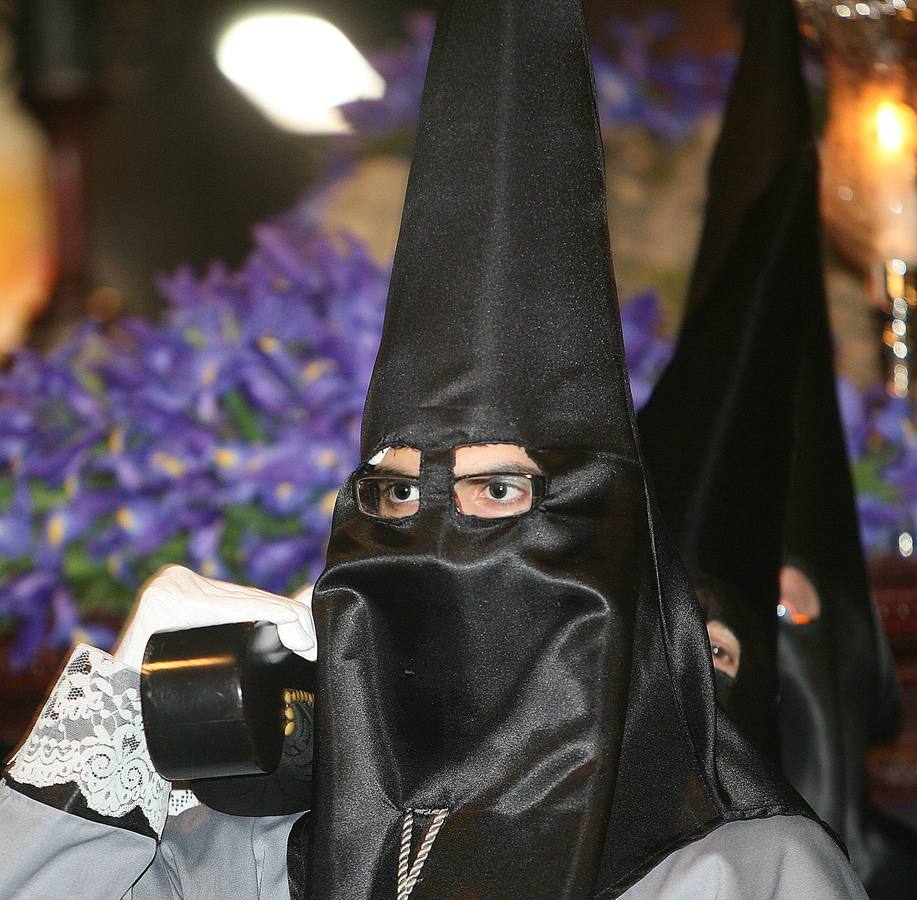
left=168, top=787, right=201, bottom=818
left=7, top=644, right=170, bottom=835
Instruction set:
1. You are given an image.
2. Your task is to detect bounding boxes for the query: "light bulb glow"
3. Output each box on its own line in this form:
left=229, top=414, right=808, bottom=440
left=876, top=101, right=910, bottom=155
left=216, top=12, right=385, bottom=134
left=871, top=96, right=917, bottom=259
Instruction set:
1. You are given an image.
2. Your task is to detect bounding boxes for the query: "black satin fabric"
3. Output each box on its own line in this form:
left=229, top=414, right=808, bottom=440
left=311, top=450, right=638, bottom=898
left=777, top=614, right=847, bottom=831
left=638, top=0, right=837, bottom=764
left=684, top=0, right=810, bottom=316
left=713, top=667, right=737, bottom=709
left=290, top=3, right=816, bottom=897
left=638, top=0, right=915, bottom=891
left=307, top=456, right=809, bottom=898
left=637, top=145, right=818, bottom=760
left=778, top=614, right=917, bottom=898
left=781, top=218, right=911, bottom=899
left=358, top=0, right=626, bottom=456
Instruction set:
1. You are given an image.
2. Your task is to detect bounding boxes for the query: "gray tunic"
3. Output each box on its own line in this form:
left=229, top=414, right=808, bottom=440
left=0, top=787, right=867, bottom=899
left=0, top=645, right=867, bottom=899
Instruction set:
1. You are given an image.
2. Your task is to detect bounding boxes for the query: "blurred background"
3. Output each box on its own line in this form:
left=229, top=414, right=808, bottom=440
left=0, top=0, right=916, bottom=832
left=0, top=0, right=739, bottom=337
left=0, top=0, right=428, bottom=337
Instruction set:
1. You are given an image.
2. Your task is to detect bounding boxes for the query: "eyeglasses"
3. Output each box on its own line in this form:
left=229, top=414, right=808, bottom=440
left=355, top=472, right=545, bottom=520
left=355, top=476, right=420, bottom=519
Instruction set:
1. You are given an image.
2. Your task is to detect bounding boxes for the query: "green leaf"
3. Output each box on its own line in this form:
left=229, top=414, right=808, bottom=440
left=851, top=454, right=899, bottom=503
left=76, top=573, right=136, bottom=615
left=222, top=390, right=264, bottom=443
left=225, top=504, right=302, bottom=540
left=0, top=477, right=14, bottom=510
left=29, top=480, right=69, bottom=511
left=76, top=370, right=105, bottom=397
left=0, top=557, right=32, bottom=580
left=63, top=544, right=103, bottom=583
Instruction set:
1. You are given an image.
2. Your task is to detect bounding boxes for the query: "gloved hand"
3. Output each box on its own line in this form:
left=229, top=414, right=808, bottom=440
left=113, top=565, right=316, bottom=672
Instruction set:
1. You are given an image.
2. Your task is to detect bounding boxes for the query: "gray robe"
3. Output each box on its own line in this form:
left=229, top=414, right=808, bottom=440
left=0, top=645, right=867, bottom=899
left=0, top=787, right=868, bottom=899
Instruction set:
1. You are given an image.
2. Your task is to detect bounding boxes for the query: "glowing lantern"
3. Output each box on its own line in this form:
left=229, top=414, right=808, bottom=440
left=797, top=1, right=916, bottom=401
left=0, top=31, right=56, bottom=352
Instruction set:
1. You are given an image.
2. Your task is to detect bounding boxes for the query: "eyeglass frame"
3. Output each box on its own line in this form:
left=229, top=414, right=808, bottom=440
left=354, top=471, right=547, bottom=520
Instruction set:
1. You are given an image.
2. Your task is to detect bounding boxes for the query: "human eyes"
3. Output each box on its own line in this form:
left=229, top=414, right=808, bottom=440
left=356, top=477, right=420, bottom=518
left=378, top=479, right=420, bottom=516
left=453, top=474, right=535, bottom=518
left=711, top=643, right=736, bottom=669
left=385, top=480, right=419, bottom=501
left=706, top=620, right=740, bottom=678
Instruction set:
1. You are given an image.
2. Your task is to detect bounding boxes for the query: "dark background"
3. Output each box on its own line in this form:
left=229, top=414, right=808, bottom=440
left=14, top=0, right=431, bottom=319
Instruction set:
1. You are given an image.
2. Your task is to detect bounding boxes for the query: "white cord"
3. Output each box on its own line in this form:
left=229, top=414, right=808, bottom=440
left=396, top=808, right=449, bottom=900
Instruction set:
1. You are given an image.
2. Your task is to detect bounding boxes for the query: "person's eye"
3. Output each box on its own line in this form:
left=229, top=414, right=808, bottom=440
left=356, top=477, right=420, bottom=518
left=483, top=478, right=526, bottom=502
left=709, top=640, right=740, bottom=679
left=705, top=620, right=740, bottom=678
left=385, top=480, right=420, bottom=504
left=454, top=475, right=535, bottom=518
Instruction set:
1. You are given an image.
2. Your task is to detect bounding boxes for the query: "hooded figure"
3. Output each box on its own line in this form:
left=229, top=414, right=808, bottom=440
left=639, top=0, right=917, bottom=895
left=781, top=281, right=917, bottom=898
left=636, top=0, right=816, bottom=762
left=297, top=1, right=841, bottom=897
left=0, top=1, right=866, bottom=898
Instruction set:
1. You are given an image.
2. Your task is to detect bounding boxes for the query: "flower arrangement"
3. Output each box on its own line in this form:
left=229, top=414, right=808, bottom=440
left=0, top=217, right=388, bottom=668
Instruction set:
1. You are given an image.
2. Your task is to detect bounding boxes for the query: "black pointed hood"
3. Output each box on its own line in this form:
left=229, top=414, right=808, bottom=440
left=639, top=0, right=914, bottom=892
left=684, top=0, right=810, bottom=315
left=636, top=0, right=818, bottom=761
left=359, top=0, right=629, bottom=456
left=298, top=3, right=813, bottom=898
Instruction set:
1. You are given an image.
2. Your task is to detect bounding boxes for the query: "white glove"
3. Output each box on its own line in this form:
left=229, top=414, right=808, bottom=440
left=113, top=565, right=316, bottom=672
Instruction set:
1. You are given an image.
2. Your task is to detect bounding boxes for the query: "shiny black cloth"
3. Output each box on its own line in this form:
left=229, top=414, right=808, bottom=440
left=639, top=0, right=916, bottom=894
left=637, top=151, right=817, bottom=760
left=780, top=196, right=916, bottom=900
left=637, top=0, right=823, bottom=762
left=291, top=2, right=815, bottom=898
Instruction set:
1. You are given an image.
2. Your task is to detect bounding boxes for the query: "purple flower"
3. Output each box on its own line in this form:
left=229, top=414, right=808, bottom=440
left=1, top=571, right=58, bottom=671
left=836, top=377, right=868, bottom=459
left=239, top=534, right=315, bottom=595
left=620, top=292, right=674, bottom=410
left=0, top=483, right=33, bottom=559
left=46, top=588, right=116, bottom=655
